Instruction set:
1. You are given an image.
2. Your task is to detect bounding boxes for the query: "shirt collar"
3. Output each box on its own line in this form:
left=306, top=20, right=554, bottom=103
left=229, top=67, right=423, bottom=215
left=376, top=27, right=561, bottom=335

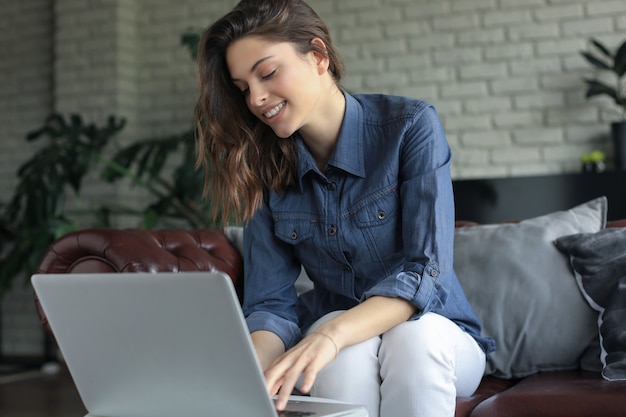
left=295, top=92, right=366, bottom=185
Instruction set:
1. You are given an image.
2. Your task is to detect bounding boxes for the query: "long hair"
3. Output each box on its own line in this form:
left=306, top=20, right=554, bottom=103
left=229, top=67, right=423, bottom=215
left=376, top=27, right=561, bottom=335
left=195, top=0, right=343, bottom=225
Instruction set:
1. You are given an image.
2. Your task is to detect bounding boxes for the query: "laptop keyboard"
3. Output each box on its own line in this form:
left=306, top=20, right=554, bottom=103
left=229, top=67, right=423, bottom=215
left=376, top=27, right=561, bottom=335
left=278, top=411, right=316, bottom=417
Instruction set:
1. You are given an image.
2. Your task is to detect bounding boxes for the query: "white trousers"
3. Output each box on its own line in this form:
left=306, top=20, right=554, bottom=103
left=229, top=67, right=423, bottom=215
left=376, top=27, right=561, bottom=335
left=304, top=312, right=486, bottom=417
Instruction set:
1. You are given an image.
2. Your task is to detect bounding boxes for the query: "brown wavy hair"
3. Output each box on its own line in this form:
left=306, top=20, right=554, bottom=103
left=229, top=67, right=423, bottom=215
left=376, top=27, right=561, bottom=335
left=194, top=0, right=343, bottom=226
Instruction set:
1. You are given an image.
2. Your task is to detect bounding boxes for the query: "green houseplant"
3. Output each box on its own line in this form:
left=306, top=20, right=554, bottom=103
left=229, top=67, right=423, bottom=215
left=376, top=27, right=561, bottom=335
left=0, top=115, right=125, bottom=297
left=580, top=37, right=626, bottom=170
left=0, top=113, right=220, bottom=298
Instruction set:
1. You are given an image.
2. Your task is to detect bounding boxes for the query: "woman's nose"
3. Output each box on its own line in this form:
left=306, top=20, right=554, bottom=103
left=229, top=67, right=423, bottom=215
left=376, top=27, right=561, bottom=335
left=248, top=84, right=267, bottom=108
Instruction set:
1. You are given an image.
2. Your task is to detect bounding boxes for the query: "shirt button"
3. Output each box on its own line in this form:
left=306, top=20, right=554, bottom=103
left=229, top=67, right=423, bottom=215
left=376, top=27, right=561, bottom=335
left=327, top=182, right=337, bottom=191
left=378, top=210, right=386, bottom=220
left=328, top=225, right=337, bottom=236
left=291, top=231, right=298, bottom=240
left=343, top=265, right=352, bottom=273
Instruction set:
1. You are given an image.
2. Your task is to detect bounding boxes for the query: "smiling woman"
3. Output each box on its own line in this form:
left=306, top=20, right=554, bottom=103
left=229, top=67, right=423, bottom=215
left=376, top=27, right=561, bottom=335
left=225, top=36, right=343, bottom=142
left=194, top=0, right=345, bottom=224
left=192, top=1, right=494, bottom=416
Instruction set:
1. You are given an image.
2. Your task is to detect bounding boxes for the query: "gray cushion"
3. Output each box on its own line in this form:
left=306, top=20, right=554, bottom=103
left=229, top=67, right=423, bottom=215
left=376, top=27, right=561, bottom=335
left=555, top=227, right=626, bottom=381
left=454, top=197, right=607, bottom=378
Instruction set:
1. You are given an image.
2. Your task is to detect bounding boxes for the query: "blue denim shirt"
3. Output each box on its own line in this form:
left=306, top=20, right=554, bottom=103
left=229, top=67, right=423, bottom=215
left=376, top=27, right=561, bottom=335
left=243, top=92, right=496, bottom=354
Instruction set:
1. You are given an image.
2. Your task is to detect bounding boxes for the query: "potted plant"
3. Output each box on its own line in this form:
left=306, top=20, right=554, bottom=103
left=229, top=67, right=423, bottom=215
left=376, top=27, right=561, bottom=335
left=580, top=38, right=626, bottom=170
left=580, top=149, right=607, bottom=173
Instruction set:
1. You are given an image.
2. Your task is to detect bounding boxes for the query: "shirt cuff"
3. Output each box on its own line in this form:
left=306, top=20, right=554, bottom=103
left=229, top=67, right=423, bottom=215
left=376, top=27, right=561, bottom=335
left=245, top=311, right=302, bottom=350
left=362, top=267, right=442, bottom=313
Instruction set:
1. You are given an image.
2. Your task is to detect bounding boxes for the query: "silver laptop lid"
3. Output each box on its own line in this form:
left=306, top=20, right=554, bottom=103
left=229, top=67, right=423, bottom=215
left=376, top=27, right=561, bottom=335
left=32, top=271, right=279, bottom=417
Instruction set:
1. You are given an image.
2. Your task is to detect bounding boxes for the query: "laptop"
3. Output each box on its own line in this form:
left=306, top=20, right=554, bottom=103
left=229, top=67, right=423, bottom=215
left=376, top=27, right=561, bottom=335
left=31, top=271, right=368, bottom=417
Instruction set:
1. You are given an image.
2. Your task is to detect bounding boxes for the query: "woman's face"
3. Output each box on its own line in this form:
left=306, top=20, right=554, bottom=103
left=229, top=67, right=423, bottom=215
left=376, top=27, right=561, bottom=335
left=226, top=36, right=326, bottom=139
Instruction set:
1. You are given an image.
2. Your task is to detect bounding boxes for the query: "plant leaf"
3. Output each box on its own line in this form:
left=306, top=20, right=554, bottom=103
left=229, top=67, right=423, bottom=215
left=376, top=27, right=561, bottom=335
left=580, top=51, right=612, bottom=71
left=591, top=38, right=613, bottom=58
left=103, top=144, right=143, bottom=181
left=141, top=208, right=159, bottom=229
left=135, top=143, right=157, bottom=179
left=181, top=30, right=201, bottom=60
left=583, top=79, right=619, bottom=102
left=614, top=39, right=626, bottom=77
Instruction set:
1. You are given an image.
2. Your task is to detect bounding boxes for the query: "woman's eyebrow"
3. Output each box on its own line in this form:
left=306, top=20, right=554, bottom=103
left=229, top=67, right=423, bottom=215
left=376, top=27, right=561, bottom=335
left=231, top=56, right=275, bottom=82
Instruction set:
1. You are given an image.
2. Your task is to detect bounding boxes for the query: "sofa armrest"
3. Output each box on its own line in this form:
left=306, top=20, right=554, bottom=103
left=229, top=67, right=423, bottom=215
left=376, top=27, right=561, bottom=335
left=35, top=228, right=244, bottom=333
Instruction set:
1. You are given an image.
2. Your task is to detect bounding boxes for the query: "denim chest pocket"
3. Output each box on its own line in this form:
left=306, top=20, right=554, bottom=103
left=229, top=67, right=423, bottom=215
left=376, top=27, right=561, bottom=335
left=274, top=217, right=316, bottom=245
left=352, top=186, right=399, bottom=228
left=347, top=186, right=402, bottom=276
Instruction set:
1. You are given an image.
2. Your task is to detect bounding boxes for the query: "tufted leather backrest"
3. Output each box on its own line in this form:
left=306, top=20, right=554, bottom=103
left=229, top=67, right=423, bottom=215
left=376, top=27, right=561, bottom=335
left=35, top=228, right=244, bottom=333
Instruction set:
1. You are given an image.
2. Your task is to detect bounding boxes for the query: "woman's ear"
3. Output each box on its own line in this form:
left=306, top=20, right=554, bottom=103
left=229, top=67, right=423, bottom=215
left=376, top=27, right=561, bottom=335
left=310, top=38, right=330, bottom=75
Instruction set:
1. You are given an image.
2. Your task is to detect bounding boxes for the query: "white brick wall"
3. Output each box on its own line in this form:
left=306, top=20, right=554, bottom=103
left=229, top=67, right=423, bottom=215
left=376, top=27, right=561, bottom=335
left=0, top=0, right=53, bottom=358
left=311, top=0, right=626, bottom=177
left=1, top=0, right=626, bottom=357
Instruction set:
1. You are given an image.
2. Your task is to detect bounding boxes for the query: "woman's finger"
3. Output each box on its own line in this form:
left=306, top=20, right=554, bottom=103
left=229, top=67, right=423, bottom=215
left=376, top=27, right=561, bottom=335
left=266, top=332, right=339, bottom=409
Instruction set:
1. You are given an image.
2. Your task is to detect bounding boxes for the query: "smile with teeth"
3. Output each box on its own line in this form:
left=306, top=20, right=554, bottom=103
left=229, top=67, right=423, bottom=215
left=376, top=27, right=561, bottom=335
left=264, top=101, right=285, bottom=119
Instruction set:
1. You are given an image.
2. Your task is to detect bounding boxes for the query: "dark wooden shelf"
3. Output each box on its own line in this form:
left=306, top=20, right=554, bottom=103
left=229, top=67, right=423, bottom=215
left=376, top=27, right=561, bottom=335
left=453, top=171, right=626, bottom=223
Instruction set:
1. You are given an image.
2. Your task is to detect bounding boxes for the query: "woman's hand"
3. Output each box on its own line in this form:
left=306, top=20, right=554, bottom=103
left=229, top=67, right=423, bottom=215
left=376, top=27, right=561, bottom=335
left=262, top=296, right=416, bottom=411
left=265, top=331, right=339, bottom=411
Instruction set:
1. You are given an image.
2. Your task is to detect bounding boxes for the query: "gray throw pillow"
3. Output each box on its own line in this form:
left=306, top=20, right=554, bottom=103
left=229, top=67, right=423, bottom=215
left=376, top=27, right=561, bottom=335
left=555, top=228, right=626, bottom=381
left=454, top=197, right=607, bottom=379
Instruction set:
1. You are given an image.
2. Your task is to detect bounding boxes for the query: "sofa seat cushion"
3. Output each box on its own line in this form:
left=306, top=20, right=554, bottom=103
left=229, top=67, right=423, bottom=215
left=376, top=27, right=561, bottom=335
left=469, top=371, right=626, bottom=417
left=455, top=376, right=518, bottom=417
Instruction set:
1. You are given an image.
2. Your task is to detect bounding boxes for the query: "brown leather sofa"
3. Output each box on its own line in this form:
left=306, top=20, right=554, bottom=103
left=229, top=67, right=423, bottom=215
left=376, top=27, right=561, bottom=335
left=34, top=223, right=626, bottom=417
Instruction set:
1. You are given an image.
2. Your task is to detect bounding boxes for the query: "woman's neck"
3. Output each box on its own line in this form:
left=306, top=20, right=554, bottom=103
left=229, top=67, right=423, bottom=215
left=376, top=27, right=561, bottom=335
left=298, top=84, right=346, bottom=171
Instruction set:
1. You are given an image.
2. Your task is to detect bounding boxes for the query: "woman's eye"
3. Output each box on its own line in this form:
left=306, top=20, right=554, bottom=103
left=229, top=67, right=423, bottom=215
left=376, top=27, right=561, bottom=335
left=241, top=87, right=249, bottom=96
left=261, top=70, right=276, bottom=80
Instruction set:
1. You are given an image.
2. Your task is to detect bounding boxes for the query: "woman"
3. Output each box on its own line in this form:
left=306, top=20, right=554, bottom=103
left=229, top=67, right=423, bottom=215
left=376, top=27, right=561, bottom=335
left=194, top=1, right=495, bottom=416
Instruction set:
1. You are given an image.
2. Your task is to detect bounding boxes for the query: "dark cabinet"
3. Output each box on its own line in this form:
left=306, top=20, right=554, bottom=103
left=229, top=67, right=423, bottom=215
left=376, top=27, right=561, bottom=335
left=453, top=171, right=626, bottom=223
